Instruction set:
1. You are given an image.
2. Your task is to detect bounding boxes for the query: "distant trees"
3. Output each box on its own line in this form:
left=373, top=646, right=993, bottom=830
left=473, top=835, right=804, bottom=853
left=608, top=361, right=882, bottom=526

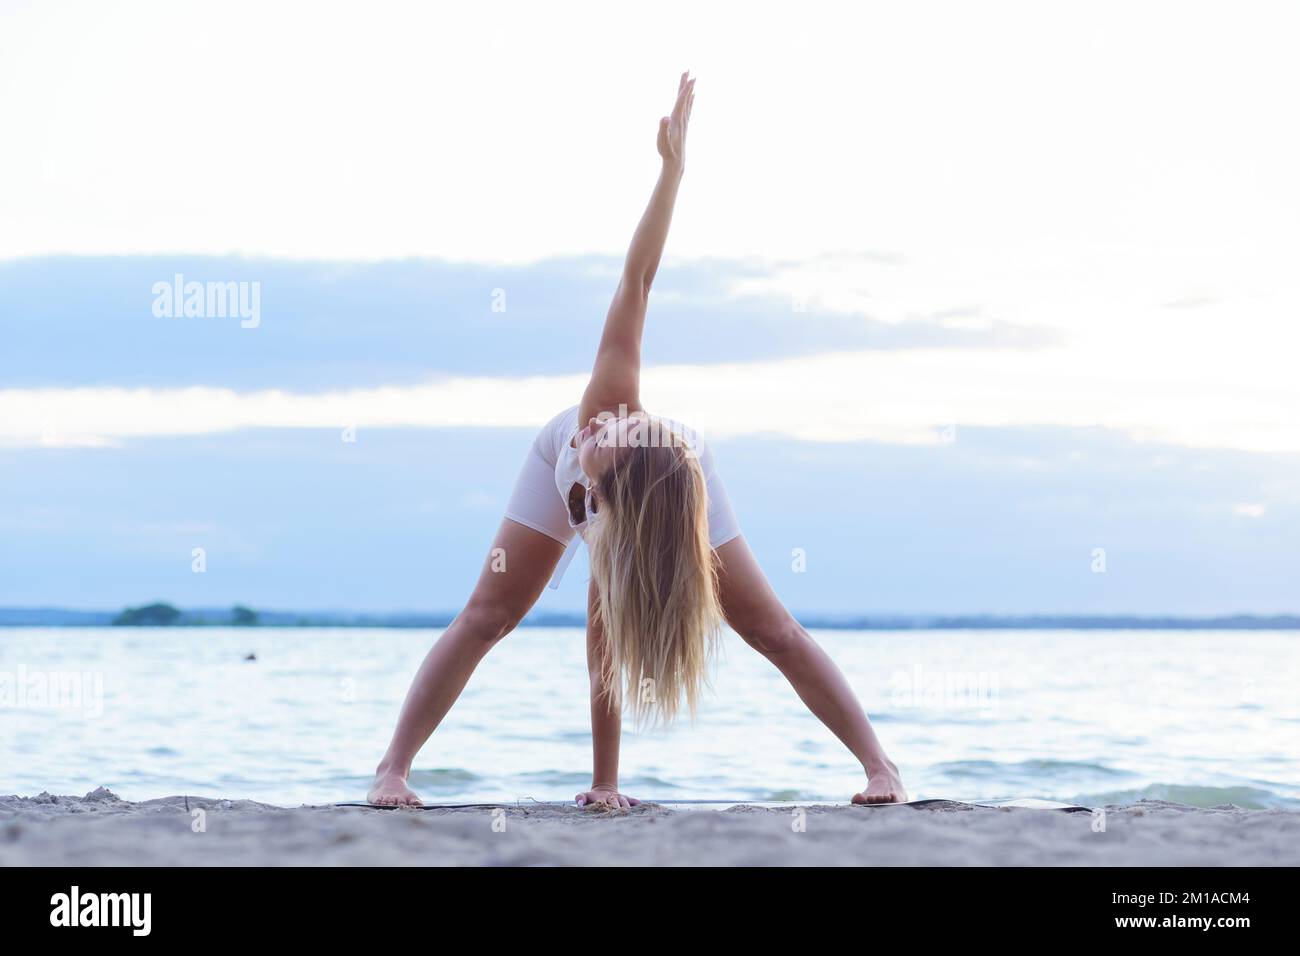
left=231, top=605, right=259, bottom=627
left=112, top=602, right=181, bottom=626
left=110, top=603, right=260, bottom=626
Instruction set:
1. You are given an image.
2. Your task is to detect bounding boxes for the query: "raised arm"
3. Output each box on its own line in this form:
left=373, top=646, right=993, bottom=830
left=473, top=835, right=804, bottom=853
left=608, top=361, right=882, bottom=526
left=578, top=72, right=695, bottom=426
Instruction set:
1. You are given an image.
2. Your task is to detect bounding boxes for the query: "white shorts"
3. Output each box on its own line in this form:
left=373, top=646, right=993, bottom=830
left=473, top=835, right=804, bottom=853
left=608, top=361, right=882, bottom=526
left=504, top=406, right=741, bottom=586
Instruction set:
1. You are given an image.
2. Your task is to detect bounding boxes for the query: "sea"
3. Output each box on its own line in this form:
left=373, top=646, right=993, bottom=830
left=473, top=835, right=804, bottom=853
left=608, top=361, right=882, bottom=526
left=2, top=627, right=1296, bottom=808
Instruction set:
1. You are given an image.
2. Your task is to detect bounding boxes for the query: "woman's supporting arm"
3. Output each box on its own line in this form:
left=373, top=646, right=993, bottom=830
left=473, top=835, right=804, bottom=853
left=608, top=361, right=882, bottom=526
left=576, top=580, right=640, bottom=808
left=579, top=72, right=695, bottom=426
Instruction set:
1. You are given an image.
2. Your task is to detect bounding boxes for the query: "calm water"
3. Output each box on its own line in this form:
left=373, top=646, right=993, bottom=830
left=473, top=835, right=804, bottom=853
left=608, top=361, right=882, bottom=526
left=1, top=627, right=1297, bottom=808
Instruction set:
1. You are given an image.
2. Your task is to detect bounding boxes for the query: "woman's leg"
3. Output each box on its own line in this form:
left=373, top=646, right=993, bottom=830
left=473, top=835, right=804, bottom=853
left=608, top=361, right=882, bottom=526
left=713, top=536, right=907, bottom=804
left=368, top=518, right=567, bottom=805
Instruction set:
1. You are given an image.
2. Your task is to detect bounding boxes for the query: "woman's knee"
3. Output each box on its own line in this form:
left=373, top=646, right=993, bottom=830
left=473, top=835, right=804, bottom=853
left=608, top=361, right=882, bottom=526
left=731, top=610, right=802, bottom=657
left=459, top=599, right=525, bottom=644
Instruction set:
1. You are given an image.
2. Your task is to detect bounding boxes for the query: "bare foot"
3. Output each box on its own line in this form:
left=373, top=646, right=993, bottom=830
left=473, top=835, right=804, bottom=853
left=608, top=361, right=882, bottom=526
left=368, top=770, right=422, bottom=807
left=852, top=763, right=908, bottom=805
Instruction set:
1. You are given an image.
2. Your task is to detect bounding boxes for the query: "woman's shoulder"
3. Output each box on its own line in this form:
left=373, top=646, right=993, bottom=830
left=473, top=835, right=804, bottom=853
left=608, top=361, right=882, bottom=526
left=552, top=405, right=581, bottom=441
left=536, top=405, right=581, bottom=463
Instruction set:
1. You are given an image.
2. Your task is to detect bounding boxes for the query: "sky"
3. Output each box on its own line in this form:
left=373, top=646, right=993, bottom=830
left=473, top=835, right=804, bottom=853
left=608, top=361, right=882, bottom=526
left=1, top=0, right=1297, bottom=613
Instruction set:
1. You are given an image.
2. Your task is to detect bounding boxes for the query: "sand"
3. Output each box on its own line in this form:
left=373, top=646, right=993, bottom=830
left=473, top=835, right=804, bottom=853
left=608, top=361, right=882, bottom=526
left=2, top=788, right=1298, bottom=866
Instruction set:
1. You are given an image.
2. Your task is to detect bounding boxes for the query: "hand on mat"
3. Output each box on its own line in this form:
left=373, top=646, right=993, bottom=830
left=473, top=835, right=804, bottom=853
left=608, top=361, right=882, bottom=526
left=657, top=71, right=695, bottom=170
left=575, top=787, right=640, bottom=809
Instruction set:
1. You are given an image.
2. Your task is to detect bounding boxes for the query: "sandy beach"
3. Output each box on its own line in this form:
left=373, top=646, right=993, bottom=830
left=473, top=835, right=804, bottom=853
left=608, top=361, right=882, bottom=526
left=3, top=788, right=1298, bottom=866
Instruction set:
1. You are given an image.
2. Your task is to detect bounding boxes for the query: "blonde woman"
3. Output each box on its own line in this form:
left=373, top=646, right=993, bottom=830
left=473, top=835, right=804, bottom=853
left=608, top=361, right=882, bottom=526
left=368, top=73, right=906, bottom=808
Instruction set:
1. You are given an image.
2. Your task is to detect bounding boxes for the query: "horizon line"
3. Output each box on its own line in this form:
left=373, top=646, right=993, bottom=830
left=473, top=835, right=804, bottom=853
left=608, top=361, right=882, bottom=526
left=3, top=606, right=1298, bottom=631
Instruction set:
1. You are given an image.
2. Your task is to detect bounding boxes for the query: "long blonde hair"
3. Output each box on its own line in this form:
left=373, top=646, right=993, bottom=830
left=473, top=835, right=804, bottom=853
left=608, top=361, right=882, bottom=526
left=587, top=422, right=722, bottom=725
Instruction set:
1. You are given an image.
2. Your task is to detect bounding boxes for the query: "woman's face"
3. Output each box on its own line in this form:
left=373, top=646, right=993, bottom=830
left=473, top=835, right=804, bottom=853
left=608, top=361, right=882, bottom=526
left=577, top=415, right=629, bottom=482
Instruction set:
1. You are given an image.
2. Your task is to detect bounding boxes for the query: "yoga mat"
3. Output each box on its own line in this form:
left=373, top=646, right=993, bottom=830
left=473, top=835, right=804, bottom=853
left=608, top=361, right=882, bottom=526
left=333, top=797, right=1091, bottom=812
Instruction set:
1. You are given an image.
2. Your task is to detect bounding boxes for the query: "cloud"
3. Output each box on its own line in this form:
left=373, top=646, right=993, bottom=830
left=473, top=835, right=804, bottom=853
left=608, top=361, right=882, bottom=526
left=4, top=249, right=1298, bottom=455
left=0, top=255, right=1065, bottom=391
left=4, top=340, right=1299, bottom=453
left=1163, top=296, right=1220, bottom=310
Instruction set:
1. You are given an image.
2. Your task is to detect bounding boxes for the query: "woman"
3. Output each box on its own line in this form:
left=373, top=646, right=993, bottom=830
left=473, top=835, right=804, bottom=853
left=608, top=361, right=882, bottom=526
left=369, top=73, right=906, bottom=808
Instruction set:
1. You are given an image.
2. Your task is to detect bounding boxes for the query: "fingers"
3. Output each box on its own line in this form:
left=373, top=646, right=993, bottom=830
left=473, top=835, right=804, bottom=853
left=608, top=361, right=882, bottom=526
left=672, top=72, right=693, bottom=118
left=677, top=76, right=695, bottom=135
left=576, top=790, right=637, bottom=809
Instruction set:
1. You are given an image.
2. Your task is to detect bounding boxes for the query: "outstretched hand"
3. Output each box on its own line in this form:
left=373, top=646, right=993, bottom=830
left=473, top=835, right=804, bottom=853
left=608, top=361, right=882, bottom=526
left=657, top=71, right=695, bottom=170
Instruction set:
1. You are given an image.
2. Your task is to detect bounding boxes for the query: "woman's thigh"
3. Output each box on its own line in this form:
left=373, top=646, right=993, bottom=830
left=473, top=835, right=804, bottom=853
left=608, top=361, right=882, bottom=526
left=713, top=535, right=799, bottom=656
left=461, top=518, right=568, bottom=634
left=472, top=415, right=577, bottom=626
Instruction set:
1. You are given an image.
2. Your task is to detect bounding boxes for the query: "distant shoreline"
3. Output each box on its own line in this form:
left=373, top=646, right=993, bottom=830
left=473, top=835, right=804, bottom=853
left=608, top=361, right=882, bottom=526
left=2, top=607, right=1298, bottom=630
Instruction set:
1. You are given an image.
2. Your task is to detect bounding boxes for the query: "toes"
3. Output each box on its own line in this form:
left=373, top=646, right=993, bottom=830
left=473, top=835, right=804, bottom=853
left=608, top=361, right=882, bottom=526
left=371, top=790, right=422, bottom=807
left=852, top=787, right=906, bottom=805
left=851, top=791, right=896, bottom=805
